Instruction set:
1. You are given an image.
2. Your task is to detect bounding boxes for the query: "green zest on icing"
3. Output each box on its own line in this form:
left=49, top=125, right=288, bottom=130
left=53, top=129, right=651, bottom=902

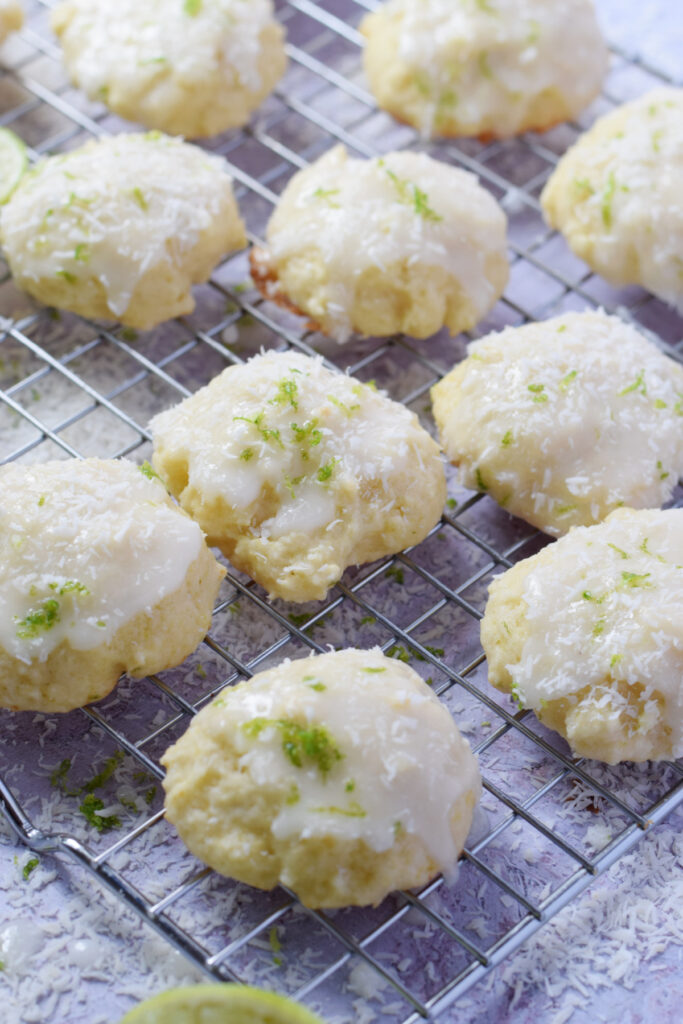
left=501, top=430, right=513, bottom=447
left=317, top=458, right=339, bottom=483
left=270, top=377, right=299, bottom=410
left=312, top=187, right=340, bottom=208
left=527, top=383, right=547, bottom=403
left=360, top=666, right=386, bottom=673
left=242, top=718, right=343, bottom=775
left=618, top=370, right=646, bottom=397
left=312, top=801, right=366, bottom=818
left=559, top=370, right=578, bottom=391
left=380, top=164, right=443, bottom=223
left=620, top=571, right=653, bottom=589
left=475, top=466, right=487, bottom=491
left=15, top=598, right=61, bottom=639
left=184, top=0, right=202, bottom=15
left=131, top=187, right=148, bottom=211
left=16, top=579, right=90, bottom=638
left=233, top=412, right=284, bottom=448
left=139, top=460, right=162, bottom=482
left=608, top=543, right=629, bottom=559
left=601, top=172, right=617, bottom=228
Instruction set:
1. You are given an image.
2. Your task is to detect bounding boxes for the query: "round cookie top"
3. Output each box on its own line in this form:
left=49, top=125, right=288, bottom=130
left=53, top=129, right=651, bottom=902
left=150, top=349, right=447, bottom=601
left=541, top=88, right=683, bottom=310
left=0, top=132, right=245, bottom=324
left=51, top=0, right=286, bottom=137
left=162, top=647, right=481, bottom=882
left=488, top=508, right=683, bottom=761
left=361, top=0, right=607, bottom=138
left=431, top=311, right=683, bottom=536
left=255, top=144, right=508, bottom=342
left=0, top=458, right=205, bottom=664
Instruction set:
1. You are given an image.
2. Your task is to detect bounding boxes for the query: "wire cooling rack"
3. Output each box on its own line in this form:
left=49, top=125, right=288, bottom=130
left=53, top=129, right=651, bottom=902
left=1, top=1, right=682, bottom=1021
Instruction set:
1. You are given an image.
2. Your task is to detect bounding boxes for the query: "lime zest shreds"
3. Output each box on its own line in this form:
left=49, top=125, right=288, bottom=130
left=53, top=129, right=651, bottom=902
left=184, top=0, right=202, bottom=15
left=618, top=370, right=646, bottom=397
left=381, top=164, right=443, bottom=222
left=131, top=186, right=149, bottom=211
left=559, top=370, right=578, bottom=391
left=0, top=128, right=28, bottom=204
left=242, top=718, right=343, bottom=775
left=15, top=598, right=60, bottom=638
left=139, top=460, right=162, bottom=482
left=312, top=187, right=340, bottom=208
left=601, top=171, right=617, bottom=228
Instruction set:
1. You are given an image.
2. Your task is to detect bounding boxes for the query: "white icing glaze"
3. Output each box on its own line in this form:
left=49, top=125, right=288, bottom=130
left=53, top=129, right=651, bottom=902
left=0, top=133, right=238, bottom=318
left=542, top=88, right=683, bottom=310
left=266, top=145, right=507, bottom=341
left=51, top=0, right=275, bottom=97
left=0, top=459, right=203, bottom=663
left=433, top=311, right=683, bottom=535
left=209, top=648, right=481, bottom=869
left=512, top=509, right=683, bottom=756
left=150, top=349, right=437, bottom=521
left=364, top=0, right=606, bottom=136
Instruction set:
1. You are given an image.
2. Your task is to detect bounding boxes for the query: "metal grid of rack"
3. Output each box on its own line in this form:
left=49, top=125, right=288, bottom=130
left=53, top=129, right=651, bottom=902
left=0, top=1, right=682, bottom=1020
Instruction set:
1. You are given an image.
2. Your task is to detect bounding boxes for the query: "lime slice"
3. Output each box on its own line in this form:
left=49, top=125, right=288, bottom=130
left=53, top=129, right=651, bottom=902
left=119, top=984, right=326, bottom=1024
left=0, top=127, right=27, bottom=204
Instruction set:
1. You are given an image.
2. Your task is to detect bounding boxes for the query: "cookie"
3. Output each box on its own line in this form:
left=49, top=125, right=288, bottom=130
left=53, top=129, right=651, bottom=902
left=150, top=350, right=447, bottom=602
left=541, top=88, right=683, bottom=310
left=431, top=311, right=683, bottom=536
left=0, top=132, right=246, bottom=328
left=162, top=648, right=481, bottom=907
left=361, top=0, right=607, bottom=139
left=0, top=458, right=224, bottom=712
left=51, top=0, right=287, bottom=137
left=251, top=145, right=508, bottom=341
left=481, top=508, right=683, bottom=763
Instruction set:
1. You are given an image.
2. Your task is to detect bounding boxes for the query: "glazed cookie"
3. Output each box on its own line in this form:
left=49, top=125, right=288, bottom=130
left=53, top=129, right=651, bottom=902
left=150, top=350, right=447, bottom=602
left=0, top=132, right=246, bottom=329
left=431, top=311, right=683, bottom=536
left=361, top=0, right=607, bottom=139
left=0, top=1, right=22, bottom=44
left=162, top=648, right=482, bottom=908
left=481, top=508, right=683, bottom=763
left=51, top=0, right=287, bottom=138
left=250, top=145, right=508, bottom=341
left=541, top=88, right=683, bottom=310
left=0, top=459, right=225, bottom=713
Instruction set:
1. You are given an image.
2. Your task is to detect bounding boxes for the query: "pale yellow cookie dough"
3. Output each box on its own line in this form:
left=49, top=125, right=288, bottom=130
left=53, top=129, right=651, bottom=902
left=51, top=0, right=287, bottom=138
left=541, top=88, right=683, bottom=310
left=361, top=0, right=607, bottom=139
left=150, top=350, right=447, bottom=602
left=481, top=508, right=683, bottom=763
left=431, top=311, right=683, bottom=536
left=0, top=132, right=246, bottom=329
left=0, top=0, right=22, bottom=44
left=162, top=648, right=482, bottom=908
left=0, top=459, right=224, bottom=713
left=251, top=145, right=508, bottom=341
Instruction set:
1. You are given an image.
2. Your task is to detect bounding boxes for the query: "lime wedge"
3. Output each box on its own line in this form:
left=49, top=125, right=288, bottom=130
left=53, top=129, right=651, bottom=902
left=119, top=984, right=326, bottom=1024
left=0, top=127, right=27, bottom=204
